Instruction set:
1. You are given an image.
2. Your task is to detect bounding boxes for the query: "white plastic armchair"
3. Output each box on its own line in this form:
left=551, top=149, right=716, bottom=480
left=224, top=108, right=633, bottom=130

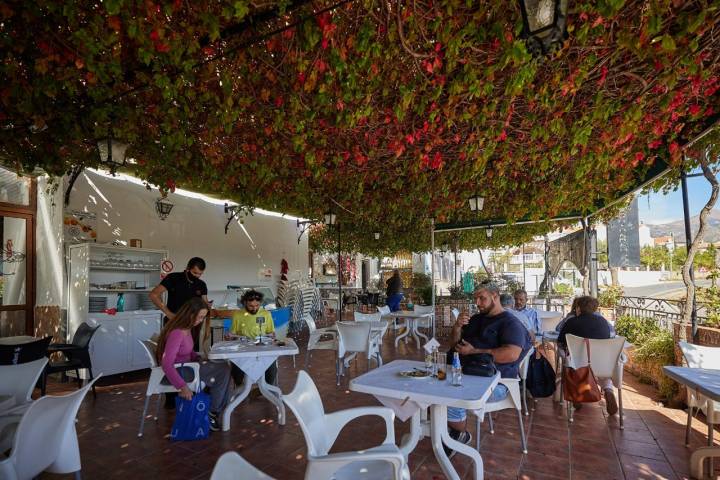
left=412, top=305, right=435, bottom=334
left=354, top=312, right=387, bottom=360
left=565, top=334, right=626, bottom=428
left=0, top=357, right=48, bottom=416
left=305, top=315, right=338, bottom=368
left=678, top=341, right=720, bottom=446
left=470, top=346, right=533, bottom=454
left=0, top=376, right=100, bottom=480
left=336, top=321, right=379, bottom=385
left=210, top=452, right=275, bottom=480
left=137, top=339, right=201, bottom=437
left=354, top=312, right=381, bottom=322
left=283, top=371, right=409, bottom=480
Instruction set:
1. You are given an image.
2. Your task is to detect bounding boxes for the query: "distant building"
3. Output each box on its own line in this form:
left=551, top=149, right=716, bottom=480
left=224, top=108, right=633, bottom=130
left=639, top=222, right=653, bottom=248
left=654, top=235, right=676, bottom=251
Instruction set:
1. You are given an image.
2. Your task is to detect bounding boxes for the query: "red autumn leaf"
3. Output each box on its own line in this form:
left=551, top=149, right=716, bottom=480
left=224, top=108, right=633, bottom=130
left=648, top=139, right=662, bottom=149
left=108, top=16, right=121, bottom=32
left=155, top=42, right=170, bottom=53
left=321, top=38, right=329, bottom=50
left=150, top=29, right=160, bottom=42
left=633, top=152, right=644, bottom=166
left=497, top=130, right=507, bottom=142
left=405, top=134, right=415, bottom=145
left=274, top=96, right=283, bottom=107
left=166, top=179, right=176, bottom=193
left=597, top=65, right=608, bottom=86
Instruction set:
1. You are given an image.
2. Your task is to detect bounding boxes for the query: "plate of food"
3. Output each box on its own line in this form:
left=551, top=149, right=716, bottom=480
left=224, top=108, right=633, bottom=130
left=399, top=370, right=432, bottom=379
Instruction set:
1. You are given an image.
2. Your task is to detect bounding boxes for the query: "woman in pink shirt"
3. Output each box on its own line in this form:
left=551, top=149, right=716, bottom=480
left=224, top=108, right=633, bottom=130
left=156, top=297, right=231, bottom=431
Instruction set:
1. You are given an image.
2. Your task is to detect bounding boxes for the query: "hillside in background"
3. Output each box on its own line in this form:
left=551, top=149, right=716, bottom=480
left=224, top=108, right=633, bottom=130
left=648, top=210, right=720, bottom=243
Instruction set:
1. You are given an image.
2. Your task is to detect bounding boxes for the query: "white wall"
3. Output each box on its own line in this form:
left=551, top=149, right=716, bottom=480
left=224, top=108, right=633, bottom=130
left=67, top=170, right=309, bottom=305
left=36, top=176, right=65, bottom=307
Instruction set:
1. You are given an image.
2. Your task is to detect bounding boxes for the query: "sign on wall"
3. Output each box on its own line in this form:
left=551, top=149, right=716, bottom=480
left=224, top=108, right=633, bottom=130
left=63, top=210, right=97, bottom=243
left=607, top=197, right=641, bottom=268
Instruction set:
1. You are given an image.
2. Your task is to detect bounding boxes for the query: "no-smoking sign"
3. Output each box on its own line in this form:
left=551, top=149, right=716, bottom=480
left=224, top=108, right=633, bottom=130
left=161, top=260, right=174, bottom=273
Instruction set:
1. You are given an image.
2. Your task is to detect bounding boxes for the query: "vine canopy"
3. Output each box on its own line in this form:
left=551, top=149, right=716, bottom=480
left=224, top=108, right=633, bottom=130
left=1, top=1, right=719, bottom=254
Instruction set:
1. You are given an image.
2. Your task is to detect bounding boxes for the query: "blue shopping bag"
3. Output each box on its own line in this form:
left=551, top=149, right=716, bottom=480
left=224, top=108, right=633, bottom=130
left=170, top=391, right=211, bottom=441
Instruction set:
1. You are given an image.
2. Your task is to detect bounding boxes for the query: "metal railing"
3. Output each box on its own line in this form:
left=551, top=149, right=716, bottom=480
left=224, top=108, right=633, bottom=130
left=616, top=296, right=709, bottom=331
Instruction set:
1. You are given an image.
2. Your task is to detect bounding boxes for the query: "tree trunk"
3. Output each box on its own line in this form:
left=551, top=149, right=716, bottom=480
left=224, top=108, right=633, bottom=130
left=477, top=249, right=491, bottom=277
left=681, top=151, right=719, bottom=338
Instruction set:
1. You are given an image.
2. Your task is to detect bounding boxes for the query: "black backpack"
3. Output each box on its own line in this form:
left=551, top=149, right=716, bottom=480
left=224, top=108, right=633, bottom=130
left=526, top=350, right=556, bottom=398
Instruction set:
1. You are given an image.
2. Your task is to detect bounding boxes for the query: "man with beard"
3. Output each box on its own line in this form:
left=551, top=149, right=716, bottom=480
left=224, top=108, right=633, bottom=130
left=149, top=257, right=209, bottom=408
left=444, top=283, right=531, bottom=458
left=229, top=289, right=277, bottom=386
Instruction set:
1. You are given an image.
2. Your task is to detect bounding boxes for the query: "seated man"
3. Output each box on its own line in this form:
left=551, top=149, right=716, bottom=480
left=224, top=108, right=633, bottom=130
left=513, top=288, right=540, bottom=334
left=557, top=295, right=617, bottom=415
left=555, top=297, right=616, bottom=336
left=229, top=289, right=277, bottom=386
left=447, top=284, right=531, bottom=457
left=500, top=293, right=535, bottom=336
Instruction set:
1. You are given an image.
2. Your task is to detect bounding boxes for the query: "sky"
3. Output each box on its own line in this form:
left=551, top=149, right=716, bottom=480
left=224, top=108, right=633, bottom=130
left=637, top=167, right=714, bottom=225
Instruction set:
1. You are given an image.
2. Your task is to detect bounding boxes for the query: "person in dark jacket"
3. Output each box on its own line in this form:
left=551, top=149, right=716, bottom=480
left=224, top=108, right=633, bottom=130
left=558, top=295, right=618, bottom=416
left=385, top=269, right=403, bottom=312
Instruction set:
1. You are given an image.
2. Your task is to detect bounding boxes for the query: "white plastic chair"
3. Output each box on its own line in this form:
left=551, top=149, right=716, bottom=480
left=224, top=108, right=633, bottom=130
left=678, top=341, right=720, bottom=446
left=137, top=339, right=201, bottom=437
left=564, top=334, right=626, bottom=428
left=470, top=346, right=533, bottom=454
left=377, top=305, right=399, bottom=337
left=0, top=357, right=48, bottom=416
left=354, top=312, right=387, bottom=360
left=539, top=312, right=563, bottom=333
left=305, top=315, right=338, bottom=368
left=283, top=370, right=409, bottom=480
left=336, top=321, right=379, bottom=385
left=354, top=312, right=381, bottom=322
left=0, top=376, right=100, bottom=480
left=210, top=451, right=275, bottom=480
left=412, top=305, right=434, bottom=335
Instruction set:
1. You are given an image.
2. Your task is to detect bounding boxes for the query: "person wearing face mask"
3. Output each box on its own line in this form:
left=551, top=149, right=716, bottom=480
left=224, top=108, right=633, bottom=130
left=228, top=289, right=277, bottom=386
left=156, top=297, right=232, bottom=432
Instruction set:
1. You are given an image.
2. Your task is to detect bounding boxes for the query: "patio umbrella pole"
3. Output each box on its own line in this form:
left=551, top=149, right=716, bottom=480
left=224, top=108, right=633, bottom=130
left=338, top=223, right=342, bottom=324
left=431, top=219, right=435, bottom=338
left=680, top=168, right=698, bottom=342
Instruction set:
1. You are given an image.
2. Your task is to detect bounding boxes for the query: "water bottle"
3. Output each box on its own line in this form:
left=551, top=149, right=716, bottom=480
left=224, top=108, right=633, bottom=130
left=116, top=293, right=125, bottom=312
left=451, top=352, right=463, bottom=386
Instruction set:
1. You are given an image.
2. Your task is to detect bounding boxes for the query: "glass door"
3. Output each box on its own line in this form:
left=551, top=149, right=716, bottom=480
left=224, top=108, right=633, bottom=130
left=0, top=213, right=33, bottom=336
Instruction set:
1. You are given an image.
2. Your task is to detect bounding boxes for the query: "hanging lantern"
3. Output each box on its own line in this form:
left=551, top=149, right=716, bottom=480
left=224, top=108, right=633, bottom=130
left=96, top=125, right=128, bottom=172
left=324, top=211, right=336, bottom=226
left=374, top=232, right=380, bottom=240
left=468, top=195, right=485, bottom=212
left=155, top=196, right=174, bottom=221
left=518, top=0, right=568, bottom=56
left=486, top=228, right=494, bottom=239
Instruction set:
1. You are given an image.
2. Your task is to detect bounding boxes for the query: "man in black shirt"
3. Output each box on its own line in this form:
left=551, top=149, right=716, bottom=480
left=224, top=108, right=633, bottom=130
left=150, top=257, right=209, bottom=350
left=446, top=283, right=531, bottom=457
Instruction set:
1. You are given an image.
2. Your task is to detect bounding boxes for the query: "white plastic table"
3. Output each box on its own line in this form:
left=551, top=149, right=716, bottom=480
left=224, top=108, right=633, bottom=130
left=350, top=359, right=500, bottom=480
left=664, top=366, right=720, bottom=479
left=0, top=336, right=36, bottom=345
left=208, top=339, right=299, bottom=432
left=381, top=311, right=433, bottom=348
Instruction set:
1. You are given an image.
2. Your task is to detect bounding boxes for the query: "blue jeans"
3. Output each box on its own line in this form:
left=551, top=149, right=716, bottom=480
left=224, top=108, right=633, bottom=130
left=447, top=384, right=509, bottom=422
left=387, top=293, right=404, bottom=312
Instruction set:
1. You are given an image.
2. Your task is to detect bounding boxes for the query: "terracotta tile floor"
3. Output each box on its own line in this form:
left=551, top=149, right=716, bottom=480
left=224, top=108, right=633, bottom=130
left=36, top=329, right=719, bottom=480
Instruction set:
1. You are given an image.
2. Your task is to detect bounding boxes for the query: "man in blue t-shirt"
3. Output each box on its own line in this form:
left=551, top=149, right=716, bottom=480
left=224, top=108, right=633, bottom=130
left=445, top=283, right=531, bottom=457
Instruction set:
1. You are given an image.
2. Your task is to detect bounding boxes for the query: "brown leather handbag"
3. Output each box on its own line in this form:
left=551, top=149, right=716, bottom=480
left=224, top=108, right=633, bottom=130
left=562, top=338, right=602, bottom=403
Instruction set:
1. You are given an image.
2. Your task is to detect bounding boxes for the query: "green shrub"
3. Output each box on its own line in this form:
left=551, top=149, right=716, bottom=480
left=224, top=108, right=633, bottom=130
left=553, top=283, right=574, bottom=297
left=615, top=315, right=661, bottom=345
left=616, top=315, right=679, bottom=402
left=417, top=286, right=433, bottom=305
left=598, top=285, right=624, bottom=308
left=697, top=285, right=720, bottom=328
left=633, top=330, right=678, bottom=401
